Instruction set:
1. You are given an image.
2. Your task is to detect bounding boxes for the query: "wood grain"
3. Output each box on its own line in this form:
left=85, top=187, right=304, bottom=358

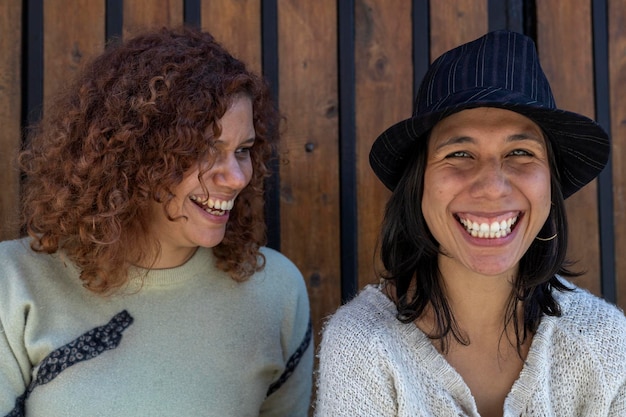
left=0, top=0, right=22, bottom=241
left=123, top=0, right=183, bottom=38
left=43, top=0, right=105, bottom=104
left=277, top=0, right=341, bottom=337
left=201, top=0, right=262, bottom=74
left=429, top=0, right=488, bottom=60
left=354, top=0, right=412, bottom=289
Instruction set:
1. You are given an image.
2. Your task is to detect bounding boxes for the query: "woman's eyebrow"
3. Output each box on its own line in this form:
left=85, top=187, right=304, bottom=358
left=214, top=137, right=256, bottom=146
left=506, top=132, right=545, bottom=145
left=433, top=136, right=473, bottom=151
left=434, top=132, right=544, bottom=151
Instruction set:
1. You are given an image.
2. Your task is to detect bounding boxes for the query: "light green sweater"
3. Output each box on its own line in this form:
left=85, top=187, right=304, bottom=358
left=0, top=238, right=313, bottom=416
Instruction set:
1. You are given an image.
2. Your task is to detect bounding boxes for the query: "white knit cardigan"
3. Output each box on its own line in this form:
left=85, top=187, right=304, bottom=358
left=315, top=283, right=626, bottom=416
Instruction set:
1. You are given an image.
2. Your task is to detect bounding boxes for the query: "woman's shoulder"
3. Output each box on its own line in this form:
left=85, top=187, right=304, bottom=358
left=258, top=246, right=301, bottom=275
left=556, top=283, right=626, bottom=334
left=248, top=246, right=308, bottom=299
left=322, top=285, right=400, bottom=344
left=0, top=237, right=68, bottom=278
left=257, top=247, right=304, bottom=284
left=0, top=236, right=35, bottom=257
left=0, top=237, right=80, bottom=316
left=552, top=283, right=626, bottom=361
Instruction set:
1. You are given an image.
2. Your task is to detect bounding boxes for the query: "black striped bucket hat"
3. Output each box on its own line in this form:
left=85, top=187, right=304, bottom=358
left=369, top=30, right=610, bottom=199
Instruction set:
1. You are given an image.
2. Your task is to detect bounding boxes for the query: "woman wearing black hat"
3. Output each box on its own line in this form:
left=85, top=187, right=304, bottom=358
left=315, top=30, right=625, bottom=416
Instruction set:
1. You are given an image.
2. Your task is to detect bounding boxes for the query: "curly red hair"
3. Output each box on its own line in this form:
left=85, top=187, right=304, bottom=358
left=19, top=27, right=279, bottom=293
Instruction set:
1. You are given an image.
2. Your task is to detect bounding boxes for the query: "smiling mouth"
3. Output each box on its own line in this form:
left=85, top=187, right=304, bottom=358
left=189, top=195, right=235, bottom=216
left=457, top=214, right=519, bottom=239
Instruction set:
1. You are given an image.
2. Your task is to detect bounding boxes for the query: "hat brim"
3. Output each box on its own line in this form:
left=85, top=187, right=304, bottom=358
left=369, top=87, right=610, bottom=199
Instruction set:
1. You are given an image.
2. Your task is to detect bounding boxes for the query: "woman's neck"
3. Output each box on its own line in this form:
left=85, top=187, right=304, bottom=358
left=131, top=243, right=199, bottom=270
left=438, top=255, right=518, bottom=332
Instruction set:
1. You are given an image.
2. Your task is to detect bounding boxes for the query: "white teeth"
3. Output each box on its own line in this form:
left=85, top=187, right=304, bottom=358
left=190, top=195, right=235, bottom=212
left=459, top=216, right=518, bottom=239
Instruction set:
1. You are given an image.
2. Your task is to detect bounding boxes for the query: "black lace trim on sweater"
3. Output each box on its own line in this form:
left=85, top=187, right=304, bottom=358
left=5, top=310, right=134, bottom=417
left=7, top=311, right=310, bottom=413
left=266, top=319, right=313, bottom=397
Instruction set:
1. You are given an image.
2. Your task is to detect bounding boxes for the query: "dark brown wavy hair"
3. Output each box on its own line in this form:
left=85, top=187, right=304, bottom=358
left=19, top=27, right=279, bottom=293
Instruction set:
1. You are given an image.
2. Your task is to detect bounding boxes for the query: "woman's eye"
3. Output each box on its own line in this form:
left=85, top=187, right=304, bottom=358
left=509, top=149, right=533, bottom=157
left=235, top=147, right=252, bottom=158
left=446, top=151, right=470, bottom=158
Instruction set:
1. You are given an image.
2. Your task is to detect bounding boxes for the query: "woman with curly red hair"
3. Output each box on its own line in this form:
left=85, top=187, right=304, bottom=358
left=0, top=27, right=312, bottom=416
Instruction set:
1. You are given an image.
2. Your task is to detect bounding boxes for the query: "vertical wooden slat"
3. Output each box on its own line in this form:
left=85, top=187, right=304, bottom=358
left=354, top=0, right=412, bottom=290
left=429, top=0, right=488, bottom=59
left=609, top=0, right=626, bottom=309
left=536, top=1, right=601, bottom=295
left=43, top=1, right=105, bottom=105
left=277, top=0, right=341, bottom=336
left=123, top=0, right=183, bottom=37
left=201, top=0, right=262, bottom=74
left=0, top=0, right=22, bottom=241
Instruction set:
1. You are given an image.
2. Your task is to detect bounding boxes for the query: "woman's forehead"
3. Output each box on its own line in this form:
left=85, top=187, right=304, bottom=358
left=429, top=108, right=546, bottom=146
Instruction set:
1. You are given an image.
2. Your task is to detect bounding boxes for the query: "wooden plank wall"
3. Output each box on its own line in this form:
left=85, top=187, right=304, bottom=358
left=2, top=1, right=625, bottom=357
left=0, top=0, right=22, bottom=241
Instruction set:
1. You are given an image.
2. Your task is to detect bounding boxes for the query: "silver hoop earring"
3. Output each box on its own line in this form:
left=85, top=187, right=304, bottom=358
left=535, top=233, right=557, bottom=242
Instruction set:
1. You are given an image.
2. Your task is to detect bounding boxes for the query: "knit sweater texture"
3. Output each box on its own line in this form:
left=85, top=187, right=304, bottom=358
left=314, top=283, right=626, bottom=416
left=0, top=237, right=313, bottom=417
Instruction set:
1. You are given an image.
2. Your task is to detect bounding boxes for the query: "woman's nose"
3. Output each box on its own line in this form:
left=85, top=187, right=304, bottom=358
left=469, top=159, right=512, bottom=199
left=212, top=155, right=250, bottom=190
